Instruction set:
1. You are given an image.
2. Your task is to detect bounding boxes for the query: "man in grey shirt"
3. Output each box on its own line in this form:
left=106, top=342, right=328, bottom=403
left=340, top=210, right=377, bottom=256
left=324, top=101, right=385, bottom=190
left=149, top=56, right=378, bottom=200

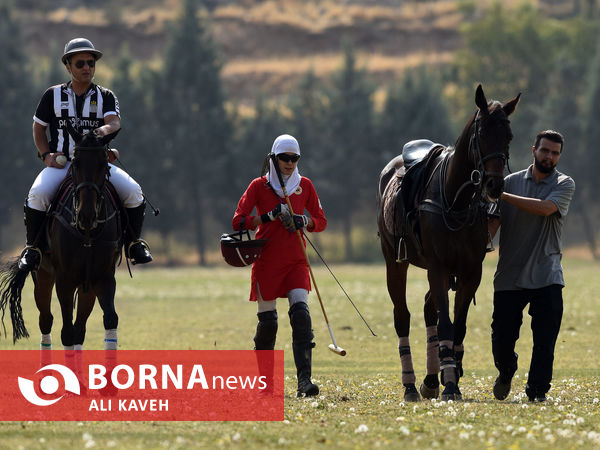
left=488, top=130, right=575, bottom=402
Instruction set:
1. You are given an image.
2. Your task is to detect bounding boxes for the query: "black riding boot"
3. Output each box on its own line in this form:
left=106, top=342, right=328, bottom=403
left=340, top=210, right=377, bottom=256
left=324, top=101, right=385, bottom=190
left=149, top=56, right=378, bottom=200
left=18, top=205, right=47, bottom=272
left=254, top=310, right=278, bottom=350
left=124, top=202, right=152, bottom=264
left=254, top=311, right=278, bottom=394
left=289, top=303, right=319, bottom=397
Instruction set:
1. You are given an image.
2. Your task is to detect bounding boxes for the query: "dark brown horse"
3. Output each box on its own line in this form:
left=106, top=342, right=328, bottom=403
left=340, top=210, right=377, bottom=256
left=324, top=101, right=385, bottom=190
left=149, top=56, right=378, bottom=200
left=0, top=124, right=122, bottom=350
left=377, top=85, right=520, bottom=401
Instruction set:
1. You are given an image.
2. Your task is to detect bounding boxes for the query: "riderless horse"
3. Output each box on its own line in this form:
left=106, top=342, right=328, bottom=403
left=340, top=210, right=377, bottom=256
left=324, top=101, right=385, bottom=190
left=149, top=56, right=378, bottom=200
left=377, top=84, right=520, bottom=401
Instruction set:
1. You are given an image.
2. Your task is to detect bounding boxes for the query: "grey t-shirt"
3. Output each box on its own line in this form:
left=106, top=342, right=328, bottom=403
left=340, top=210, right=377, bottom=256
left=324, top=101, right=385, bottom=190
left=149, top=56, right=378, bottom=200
left=494, top=165, right=575, bottom=291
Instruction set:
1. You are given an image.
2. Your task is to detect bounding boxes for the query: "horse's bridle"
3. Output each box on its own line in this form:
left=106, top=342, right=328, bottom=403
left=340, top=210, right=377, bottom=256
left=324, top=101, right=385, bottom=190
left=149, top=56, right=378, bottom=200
left=434, top=110, right=510, bottom=231
left=71, top=145, right=110, bottom=231
left=469, top=110, right=510, bottom=185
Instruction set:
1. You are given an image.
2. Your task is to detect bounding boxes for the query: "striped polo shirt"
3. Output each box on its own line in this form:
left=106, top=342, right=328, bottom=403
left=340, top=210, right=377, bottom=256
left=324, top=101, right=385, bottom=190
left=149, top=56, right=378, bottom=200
left=33, top=81, right=120, bottom=159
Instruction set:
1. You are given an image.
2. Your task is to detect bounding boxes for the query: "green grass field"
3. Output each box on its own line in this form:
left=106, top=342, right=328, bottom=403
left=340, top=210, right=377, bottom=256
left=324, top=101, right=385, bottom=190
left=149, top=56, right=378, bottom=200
left=1, top=257, right=599, bottom=449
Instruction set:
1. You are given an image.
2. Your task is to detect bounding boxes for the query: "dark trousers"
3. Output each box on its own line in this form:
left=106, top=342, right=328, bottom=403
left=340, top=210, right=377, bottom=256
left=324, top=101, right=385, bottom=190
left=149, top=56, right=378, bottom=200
left=491, top=285, right=563, bottom=396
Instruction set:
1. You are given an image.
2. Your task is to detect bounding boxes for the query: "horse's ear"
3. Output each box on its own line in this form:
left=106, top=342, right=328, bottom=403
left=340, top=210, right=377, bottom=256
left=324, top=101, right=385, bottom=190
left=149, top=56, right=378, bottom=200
left=99, top=129, right=120, bottom=146
left=475, top=84, right=489, bottom=116
left=502, top=93, right=521, bottom=117
left=65, top=120, right=83, bottom=144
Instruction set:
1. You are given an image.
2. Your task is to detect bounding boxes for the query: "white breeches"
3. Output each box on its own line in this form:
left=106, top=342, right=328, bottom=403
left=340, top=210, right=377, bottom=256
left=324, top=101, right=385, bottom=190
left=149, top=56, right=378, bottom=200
left=257, top=288, right=308, bottom=313
left=27, top=162, right=144, bottom=211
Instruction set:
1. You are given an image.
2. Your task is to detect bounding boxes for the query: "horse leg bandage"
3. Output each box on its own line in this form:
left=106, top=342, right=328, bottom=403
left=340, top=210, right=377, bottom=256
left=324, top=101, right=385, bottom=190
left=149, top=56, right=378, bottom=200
left=40, top=333, right=52, bottom=350
left=426, top=326, right=440, bottom=375
left=454, top=343, right=465, bottom=378
left=399, top=337, right=416, bottom=385
left=439, top=340, right=457, bottom=385
left=104, top=328, right=118, bottom=350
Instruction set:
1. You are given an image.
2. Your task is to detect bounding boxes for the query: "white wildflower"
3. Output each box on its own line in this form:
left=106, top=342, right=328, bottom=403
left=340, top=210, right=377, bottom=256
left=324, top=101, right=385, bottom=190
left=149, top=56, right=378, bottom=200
left=354, top=424, right=369, bottom=434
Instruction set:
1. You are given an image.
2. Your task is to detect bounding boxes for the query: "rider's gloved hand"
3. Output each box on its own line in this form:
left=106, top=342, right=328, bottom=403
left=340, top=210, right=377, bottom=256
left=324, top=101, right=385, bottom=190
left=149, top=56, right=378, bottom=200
left=261, top=204, right=289, bottom=223
left=292, top=214, right=309, bottom=231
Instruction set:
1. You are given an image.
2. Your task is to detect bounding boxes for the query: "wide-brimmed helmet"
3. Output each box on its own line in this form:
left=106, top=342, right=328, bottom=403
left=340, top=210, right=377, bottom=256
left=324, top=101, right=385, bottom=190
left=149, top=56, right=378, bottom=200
left=62, top=38, right=103, bottom=64
left=220, top=230, right=267, bottom=267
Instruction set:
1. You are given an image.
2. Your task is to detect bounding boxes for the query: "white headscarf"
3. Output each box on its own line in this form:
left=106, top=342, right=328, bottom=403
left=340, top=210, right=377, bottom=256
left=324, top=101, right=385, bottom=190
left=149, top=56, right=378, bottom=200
left=266, top=134, right=301, bottom=198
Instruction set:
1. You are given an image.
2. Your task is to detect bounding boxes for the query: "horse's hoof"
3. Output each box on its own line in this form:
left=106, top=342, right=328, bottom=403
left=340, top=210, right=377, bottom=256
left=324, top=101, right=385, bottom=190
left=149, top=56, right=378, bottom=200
left=404, top=384, right=421, bottom=402
left=420, top=382, right=439, bottom=399
left=454, top=385, right=463, bottom=401
left=441, top=382, right=459, bottom=401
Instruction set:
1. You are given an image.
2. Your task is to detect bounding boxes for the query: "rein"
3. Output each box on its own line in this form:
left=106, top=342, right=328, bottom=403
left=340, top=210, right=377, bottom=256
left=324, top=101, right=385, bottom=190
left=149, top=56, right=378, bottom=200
left=71, top=145, right=110, bottom=231
left=421, top=112, right=506, bottom=232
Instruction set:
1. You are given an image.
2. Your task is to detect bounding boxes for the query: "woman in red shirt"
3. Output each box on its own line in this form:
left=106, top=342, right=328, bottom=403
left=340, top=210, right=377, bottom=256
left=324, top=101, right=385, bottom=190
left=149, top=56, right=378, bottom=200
left=232, top=134, right=327, bottom=397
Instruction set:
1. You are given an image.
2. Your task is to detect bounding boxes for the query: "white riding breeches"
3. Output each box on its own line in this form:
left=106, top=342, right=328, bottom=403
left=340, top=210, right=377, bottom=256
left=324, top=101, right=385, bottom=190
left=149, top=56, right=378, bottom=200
left=27, top=162, right=144, bottom=211
left=257, top=288, right=308, bottom=313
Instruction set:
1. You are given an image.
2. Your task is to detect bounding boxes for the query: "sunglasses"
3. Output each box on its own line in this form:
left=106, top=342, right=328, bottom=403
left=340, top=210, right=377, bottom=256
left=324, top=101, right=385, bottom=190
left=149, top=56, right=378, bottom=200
left=73, top=59, right=96, bottom=69
left=277, top=154, right=300, bottom=163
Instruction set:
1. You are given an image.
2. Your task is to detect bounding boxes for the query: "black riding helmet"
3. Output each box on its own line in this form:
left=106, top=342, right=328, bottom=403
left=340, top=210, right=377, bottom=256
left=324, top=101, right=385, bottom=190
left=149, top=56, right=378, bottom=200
left=62, top=38, right=103, bottom=65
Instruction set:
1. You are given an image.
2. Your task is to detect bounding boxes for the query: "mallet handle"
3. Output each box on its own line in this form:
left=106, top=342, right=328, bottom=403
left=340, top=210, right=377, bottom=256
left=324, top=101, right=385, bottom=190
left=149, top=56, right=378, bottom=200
left=280, top=184, right=346, bottom=357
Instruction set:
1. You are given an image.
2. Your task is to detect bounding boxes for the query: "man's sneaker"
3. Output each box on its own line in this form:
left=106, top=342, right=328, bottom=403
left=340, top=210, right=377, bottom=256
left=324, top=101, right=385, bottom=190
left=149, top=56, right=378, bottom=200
left=493, top=374, right=512, bottom=400
left=529, top=394, right=547, bottom=403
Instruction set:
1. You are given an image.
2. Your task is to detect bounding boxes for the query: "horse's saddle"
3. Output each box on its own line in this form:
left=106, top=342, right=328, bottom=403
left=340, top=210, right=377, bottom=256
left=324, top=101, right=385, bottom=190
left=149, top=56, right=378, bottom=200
left=402, top=139, right=436, bottom=170
left=389, top=141, right=446, bottom=262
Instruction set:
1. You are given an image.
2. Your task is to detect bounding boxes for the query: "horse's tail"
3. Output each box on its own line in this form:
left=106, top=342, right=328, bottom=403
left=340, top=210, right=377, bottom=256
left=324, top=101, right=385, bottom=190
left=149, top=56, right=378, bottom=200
left=0, top=258, right=30, bottom=343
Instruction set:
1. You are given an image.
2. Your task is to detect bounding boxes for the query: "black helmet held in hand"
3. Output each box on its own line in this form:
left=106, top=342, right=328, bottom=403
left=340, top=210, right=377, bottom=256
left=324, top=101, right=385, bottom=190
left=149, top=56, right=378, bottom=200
left=62, top=38, right=103, bottom=64
left=220, top=230, right=267, bottom=267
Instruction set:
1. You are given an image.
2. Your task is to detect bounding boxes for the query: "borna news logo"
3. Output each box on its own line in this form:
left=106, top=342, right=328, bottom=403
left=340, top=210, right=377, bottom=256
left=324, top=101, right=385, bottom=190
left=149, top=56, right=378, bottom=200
left=0, top=350, right=284, bottom=421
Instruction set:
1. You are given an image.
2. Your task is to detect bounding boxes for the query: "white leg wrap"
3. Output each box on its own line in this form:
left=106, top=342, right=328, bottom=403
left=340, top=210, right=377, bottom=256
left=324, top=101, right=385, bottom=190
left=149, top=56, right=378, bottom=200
left=41, top=333, right=52, bottom=350
left=104, top=328, right=118, bottom=350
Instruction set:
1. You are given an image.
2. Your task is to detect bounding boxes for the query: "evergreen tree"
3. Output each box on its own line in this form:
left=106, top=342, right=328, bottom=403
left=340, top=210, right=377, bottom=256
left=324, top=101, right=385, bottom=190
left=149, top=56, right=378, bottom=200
left=322, top=41, right=376, bottom=261
left=154, top=0, right=231, bottom=265
left=234, top=93, right=289, bottom=195
left=288, top=70, right=329, bottom=188
left=579, top=37, right=600, bottom=259
left=0, top=1, right=37, bottom=250
left=378, top=66, right=456, bottom=165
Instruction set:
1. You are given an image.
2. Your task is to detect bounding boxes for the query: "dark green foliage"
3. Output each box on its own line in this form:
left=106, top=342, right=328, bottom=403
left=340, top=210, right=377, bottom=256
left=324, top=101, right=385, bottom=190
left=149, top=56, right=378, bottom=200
left=321, top=41, right=376, bottom=260
left=152, top=0, right=232, bottom=264
left=0, top=1, right=37, bottom=246
left=378, top=66, right=456, bottom=164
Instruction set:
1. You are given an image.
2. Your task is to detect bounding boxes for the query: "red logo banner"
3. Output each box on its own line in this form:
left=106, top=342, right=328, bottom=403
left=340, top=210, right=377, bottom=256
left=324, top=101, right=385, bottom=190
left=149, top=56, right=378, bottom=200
left=0, top=350, right=284, bottom=421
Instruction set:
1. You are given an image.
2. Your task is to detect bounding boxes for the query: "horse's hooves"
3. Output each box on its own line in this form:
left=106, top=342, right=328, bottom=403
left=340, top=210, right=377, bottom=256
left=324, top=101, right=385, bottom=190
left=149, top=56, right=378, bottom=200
left=441, top=382, right=460, bottom=401
left=404, top=384, right=421, bottom=402
left=420, top=382, right=439, bottom=400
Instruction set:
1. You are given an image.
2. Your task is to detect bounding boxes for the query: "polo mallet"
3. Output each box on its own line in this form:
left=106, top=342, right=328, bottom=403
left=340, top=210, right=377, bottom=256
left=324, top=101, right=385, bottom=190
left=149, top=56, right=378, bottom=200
left=272, top=155, right=346, bottom=357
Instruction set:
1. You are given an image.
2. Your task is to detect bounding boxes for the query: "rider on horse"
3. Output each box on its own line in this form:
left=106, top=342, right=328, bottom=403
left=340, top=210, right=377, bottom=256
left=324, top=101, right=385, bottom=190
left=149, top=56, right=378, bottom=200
left=19, top=37, right=152, bottom=271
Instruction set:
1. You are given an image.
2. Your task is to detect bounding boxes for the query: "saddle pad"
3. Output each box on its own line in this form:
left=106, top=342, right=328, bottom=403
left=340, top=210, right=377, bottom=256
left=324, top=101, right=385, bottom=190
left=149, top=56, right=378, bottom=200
left=382, top=174, right=403, bottom=236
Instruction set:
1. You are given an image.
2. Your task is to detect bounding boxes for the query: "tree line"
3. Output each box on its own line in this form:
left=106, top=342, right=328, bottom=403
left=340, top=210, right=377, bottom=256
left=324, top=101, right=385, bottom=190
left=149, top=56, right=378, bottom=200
left=1, top=0, right=598, bottom=263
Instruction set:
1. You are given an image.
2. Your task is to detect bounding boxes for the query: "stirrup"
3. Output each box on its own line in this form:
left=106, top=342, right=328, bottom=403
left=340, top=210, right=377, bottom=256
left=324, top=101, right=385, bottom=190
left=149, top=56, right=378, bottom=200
left=396, top=237, right=408, bottom=263
left=127, top=239, right=152, bottom=264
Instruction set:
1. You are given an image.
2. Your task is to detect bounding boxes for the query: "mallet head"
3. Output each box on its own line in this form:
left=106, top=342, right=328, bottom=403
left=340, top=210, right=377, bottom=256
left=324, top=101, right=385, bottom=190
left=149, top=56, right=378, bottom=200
left=328, top=344, right=347, bottom=356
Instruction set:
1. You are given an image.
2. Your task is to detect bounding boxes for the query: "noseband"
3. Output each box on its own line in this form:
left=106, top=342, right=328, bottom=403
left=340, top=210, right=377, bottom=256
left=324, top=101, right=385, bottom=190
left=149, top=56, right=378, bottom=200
left=71, top=145, right=110, bottom=231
